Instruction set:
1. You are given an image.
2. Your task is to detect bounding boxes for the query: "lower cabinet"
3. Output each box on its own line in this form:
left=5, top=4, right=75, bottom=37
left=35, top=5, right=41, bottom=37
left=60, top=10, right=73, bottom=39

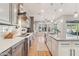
left=0, top=48, right=12, bottom=56
left=58, top=46, right=71, bottom=56
left=58, top=41, right=71, bottom=56
left=72, top=42, right=79, bottom=56
left=12, top=40, right=24, bottom=56
left=46, top=34, right=79, bottom=56
left=58, top=41, right=79, bottom=56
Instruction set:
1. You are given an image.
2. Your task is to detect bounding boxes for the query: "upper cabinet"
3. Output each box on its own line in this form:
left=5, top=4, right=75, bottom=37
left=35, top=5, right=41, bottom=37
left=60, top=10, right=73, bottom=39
left=0, top=3, right=10, bottom=24
left=11, top=3, right=18, bottom=25
left=0, top=3, right=18, bottom=25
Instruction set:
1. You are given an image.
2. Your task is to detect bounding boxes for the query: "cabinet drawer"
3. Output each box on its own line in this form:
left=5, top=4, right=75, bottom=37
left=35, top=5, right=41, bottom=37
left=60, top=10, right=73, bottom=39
left=58, top=41, right=71, bottom=46
left=73, top=42, right=79, bottom=46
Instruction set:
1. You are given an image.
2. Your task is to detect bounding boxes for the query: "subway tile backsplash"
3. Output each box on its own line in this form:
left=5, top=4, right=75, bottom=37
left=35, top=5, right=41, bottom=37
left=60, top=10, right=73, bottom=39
left=0, top=25, right=16, bottom=37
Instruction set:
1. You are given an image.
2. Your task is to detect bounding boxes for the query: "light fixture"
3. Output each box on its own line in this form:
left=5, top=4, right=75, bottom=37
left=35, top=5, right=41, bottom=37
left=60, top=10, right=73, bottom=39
left=58, top=3, right=63, bottom=12
left=51, top=20, right=53, bottom=22
left=60, top=19, right=63, bottom=23
left=73, top=12, right=78, bottom=18
left=58, top=8, right=63, bottom=12
left=41, top=9, right=45, bottom=13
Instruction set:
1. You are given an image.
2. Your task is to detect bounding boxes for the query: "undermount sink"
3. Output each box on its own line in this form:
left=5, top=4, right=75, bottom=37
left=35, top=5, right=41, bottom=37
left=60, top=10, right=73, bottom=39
left=17, top=34, right=30, bottom=37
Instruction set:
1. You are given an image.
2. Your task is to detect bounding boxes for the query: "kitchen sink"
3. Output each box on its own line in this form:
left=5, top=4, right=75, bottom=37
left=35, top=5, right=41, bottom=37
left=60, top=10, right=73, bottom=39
left=17, top=34, right=30, bottom=37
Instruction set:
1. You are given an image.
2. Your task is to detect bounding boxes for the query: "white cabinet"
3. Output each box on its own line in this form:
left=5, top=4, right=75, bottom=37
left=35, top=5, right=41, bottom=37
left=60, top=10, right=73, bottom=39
left=0, top=3, right=18, bottom=25
left=58, top=46, right=71, bottom=56
left=46, top=34, right=79, bottom=56
left=58, top=41, right=79, bottom=56
left=58, top=41, right=71, bottom=56
left=0, top=3, right=10, bottom=24
left=72, top=42, right=79, bottom=56
left=12, top=40, right=24, bottom=56
left=74, top=47, right=79, bottom=56
left=11, top=3, right=18, bottom=25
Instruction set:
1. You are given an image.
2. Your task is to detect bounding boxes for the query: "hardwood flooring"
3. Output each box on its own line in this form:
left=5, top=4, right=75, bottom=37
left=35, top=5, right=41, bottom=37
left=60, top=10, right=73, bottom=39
left=28, top=33, right=51, bottom=56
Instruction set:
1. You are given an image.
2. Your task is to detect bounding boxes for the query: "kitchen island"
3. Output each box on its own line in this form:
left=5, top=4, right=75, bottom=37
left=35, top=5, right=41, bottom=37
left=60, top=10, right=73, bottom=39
left=0, top=33, right=33, bottom=56
left=45, top=33, right=79, bottom=56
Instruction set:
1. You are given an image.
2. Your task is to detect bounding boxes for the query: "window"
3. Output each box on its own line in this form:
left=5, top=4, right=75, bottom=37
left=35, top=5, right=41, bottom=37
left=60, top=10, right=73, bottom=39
left=66, top=20, right=79, bottom=39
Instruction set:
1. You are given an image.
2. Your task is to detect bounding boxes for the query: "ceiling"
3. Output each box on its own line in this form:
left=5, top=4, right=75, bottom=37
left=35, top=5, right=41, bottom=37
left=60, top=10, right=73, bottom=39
left=23, top=3, right=79, bottom=21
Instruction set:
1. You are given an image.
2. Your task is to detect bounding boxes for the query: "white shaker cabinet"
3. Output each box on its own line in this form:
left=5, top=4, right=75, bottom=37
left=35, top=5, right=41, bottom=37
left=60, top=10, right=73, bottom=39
left=0, top=3, right=10, bottom=24
left=58, top=41, right=71, bottom=56
left=72, top=42, right=79, bottom=56
left=58, top=46, right=71, bottom=56
left=58, top=41, right=79, bottom=56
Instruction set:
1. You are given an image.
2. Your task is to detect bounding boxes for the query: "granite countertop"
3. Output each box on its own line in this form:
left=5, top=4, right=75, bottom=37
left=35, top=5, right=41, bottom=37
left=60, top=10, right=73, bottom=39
left=0, top=33, right=33, bottom=54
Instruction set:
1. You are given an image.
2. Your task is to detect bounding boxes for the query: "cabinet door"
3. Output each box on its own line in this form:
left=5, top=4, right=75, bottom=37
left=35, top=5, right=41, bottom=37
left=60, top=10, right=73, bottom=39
left=11, top=3, right=18, bottom=25
left=73, top=42, right=79, bottom=56
left=58, top=42, right=71, bottom=56
left=74, top=47, right=79, bottom=56
left=58, top=46, right=71, bottom=56
left=0, top=4, right=10, bottom=24
left=12, top=41, right=24, bottom=56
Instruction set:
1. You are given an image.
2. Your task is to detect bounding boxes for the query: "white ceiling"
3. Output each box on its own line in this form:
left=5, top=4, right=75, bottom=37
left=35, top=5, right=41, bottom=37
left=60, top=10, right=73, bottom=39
left=23, top=3, right=79, bottom=21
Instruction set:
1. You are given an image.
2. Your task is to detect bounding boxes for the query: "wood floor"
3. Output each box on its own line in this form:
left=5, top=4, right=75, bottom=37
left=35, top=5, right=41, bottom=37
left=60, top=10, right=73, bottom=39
left=28, top=33, right=51, bottom=56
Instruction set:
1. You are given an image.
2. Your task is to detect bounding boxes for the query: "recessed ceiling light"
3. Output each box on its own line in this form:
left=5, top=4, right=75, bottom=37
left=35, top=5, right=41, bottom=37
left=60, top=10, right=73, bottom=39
left=74, top=12, right=78, bottom=18
left=41, top=9, right=45, bottom=13
left=60, top=19, right=63, bottom=23
left=58, top=8, right=63, bottom=12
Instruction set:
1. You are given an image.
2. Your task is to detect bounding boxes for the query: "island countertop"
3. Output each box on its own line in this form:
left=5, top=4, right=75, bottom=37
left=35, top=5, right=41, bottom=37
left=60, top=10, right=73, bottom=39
left=47, top=33, right=79, bottom=41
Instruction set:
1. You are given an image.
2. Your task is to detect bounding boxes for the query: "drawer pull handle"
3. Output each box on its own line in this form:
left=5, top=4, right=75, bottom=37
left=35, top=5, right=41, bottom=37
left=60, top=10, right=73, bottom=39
left=75, top=43, right=79, bottom=45
left=61, top=43, right=69, bottom=45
